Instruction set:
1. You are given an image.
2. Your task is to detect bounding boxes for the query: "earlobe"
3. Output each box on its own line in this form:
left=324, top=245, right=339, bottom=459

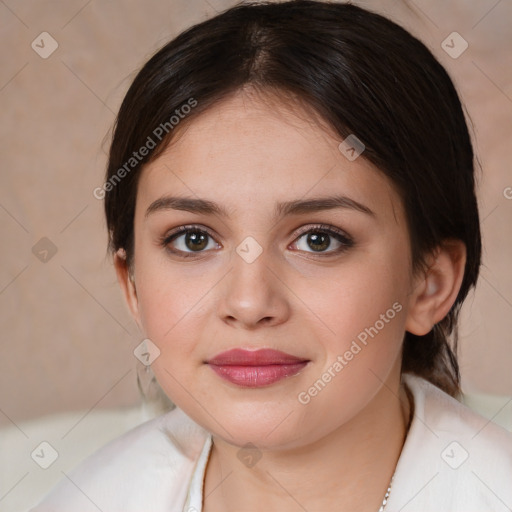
left=113, top=248, right=141, bottom=327
left=405, top=240, right=466, bottom=336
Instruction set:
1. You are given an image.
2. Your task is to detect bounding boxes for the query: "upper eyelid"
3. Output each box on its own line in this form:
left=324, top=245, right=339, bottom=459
left=293, top=223, right=352, bottom=239
left=164, top=224, right=216, bottom=239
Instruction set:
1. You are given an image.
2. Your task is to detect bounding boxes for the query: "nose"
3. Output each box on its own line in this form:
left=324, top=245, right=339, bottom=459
left=217, top=247, right=291, bottom=330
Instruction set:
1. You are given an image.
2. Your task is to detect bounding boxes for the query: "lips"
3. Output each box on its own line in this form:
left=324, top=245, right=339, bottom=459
left=206, top=348, right=309, bottom=388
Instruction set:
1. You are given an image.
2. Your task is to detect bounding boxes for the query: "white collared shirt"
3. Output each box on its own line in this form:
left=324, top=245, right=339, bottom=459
left=31, top=374, right=512, bottom=512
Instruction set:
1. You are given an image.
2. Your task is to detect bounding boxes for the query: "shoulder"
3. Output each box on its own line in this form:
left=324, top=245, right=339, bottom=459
left=29, top=407, right=210, bottom=512
left=387, top=373, right=512, bottom=512
left=406, top=373, right=512, bottom=453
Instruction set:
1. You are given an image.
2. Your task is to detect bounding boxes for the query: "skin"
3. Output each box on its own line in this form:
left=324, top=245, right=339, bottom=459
left=114, top=88, right=466, bottom=511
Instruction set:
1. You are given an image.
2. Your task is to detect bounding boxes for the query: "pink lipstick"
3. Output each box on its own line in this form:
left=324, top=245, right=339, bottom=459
left=207, top=348, right=309, bottom=388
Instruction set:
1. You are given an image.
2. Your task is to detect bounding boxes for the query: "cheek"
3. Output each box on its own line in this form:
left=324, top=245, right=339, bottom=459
left=293, top=270, right=407, bottom=435
left=135, top=262, right=208, bottom=359
left=136, top=273, right=208, bottom=407
left=296, top=252, right=409, bottom=347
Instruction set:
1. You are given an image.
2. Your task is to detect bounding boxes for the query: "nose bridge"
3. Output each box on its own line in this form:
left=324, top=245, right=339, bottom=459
left=218, top=240, right=289, bottom=328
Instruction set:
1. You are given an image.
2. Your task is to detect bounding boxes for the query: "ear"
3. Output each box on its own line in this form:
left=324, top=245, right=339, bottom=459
left=113, top=248, right=142, bottom=329
left=405, top=240, right=466, bottom=336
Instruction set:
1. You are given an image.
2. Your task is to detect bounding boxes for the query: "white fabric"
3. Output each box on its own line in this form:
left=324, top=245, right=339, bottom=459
left=30, top=374, right=512, bottom=512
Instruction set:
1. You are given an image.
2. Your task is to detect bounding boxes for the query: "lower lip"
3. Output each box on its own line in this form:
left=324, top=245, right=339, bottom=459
left=208, top=363, right=308, bottom=387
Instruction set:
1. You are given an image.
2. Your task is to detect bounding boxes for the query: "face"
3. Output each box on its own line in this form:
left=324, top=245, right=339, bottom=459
left=121, top=90, right=419, bottom=450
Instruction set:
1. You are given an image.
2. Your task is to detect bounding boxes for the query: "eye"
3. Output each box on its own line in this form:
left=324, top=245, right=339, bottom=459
left=161, top=225, right=220, bottom=257
left=160, top=223, right=353, bottom=258
left=290, top=224, right=354, bottom=254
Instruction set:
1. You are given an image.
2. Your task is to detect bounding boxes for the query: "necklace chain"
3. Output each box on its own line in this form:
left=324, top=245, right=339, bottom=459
left=379, top=381, right=410, bottom=511
left=378, top=474, right=394, bottom=512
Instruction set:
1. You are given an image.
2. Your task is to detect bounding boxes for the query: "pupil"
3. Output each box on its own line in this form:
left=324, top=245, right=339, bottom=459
left=186, top=232, right=207, bottom=251
left=308, top=232, right=329, bottom=251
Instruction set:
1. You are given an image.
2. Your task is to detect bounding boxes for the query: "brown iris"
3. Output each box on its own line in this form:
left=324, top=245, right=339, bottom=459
left=307, top=232, right=330, bottom=252
left=185, top=231, right=208, bottom=251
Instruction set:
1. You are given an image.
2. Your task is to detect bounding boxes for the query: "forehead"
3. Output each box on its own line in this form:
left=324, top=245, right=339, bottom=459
left=136, top=90, right=402, bottom=224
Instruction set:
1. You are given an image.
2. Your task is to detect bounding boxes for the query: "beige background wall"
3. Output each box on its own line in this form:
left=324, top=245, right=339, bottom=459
left=1, top=0, right=511, bottom=431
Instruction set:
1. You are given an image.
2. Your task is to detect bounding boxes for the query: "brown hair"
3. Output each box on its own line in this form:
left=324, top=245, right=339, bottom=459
left=104, top=0, right=481, bottom=397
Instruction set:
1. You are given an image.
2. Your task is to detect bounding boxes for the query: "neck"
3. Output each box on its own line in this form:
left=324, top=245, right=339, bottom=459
left=203, top=376, right=412, bottom=512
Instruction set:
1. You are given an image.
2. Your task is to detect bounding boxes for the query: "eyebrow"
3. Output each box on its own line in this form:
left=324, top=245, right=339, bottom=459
left=145, top=194, right=375, bottom=220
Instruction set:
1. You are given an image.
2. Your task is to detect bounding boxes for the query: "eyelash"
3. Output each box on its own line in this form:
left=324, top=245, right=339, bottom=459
left=159, top=223, right=354, bottom=258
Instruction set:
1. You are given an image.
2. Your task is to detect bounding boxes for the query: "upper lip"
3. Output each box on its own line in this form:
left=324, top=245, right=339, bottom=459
left=207, top=348, right=308, bottom=366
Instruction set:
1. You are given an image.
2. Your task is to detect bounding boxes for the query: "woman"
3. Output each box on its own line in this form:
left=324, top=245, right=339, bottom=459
left=32, top=1, right=512, bottom=511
